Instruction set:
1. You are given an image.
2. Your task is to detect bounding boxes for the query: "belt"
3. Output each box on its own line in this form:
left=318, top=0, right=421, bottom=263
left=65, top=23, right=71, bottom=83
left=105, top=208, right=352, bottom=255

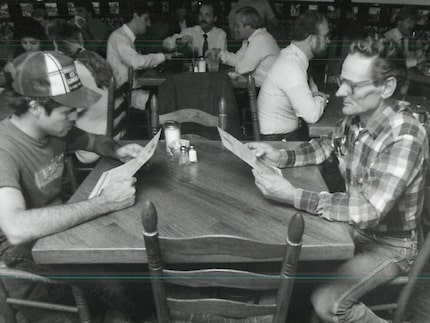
left=260, top=124, right=309, bottom=141
left=372, top=230, right=417, bottom=239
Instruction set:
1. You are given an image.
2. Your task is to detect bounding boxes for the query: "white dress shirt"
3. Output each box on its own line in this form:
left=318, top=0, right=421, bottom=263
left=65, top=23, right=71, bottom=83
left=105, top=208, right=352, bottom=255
left=107, top=24, right=166, bottom=109
left=220, top=28, right=280, bottom=86
left=258, top=44, right=327, bottom=135
left=163, top=25, right=227, bottom=57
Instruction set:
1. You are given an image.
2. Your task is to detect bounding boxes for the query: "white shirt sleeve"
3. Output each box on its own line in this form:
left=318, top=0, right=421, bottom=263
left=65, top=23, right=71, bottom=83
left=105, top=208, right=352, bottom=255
left=113, top=33, right=165, bottom=69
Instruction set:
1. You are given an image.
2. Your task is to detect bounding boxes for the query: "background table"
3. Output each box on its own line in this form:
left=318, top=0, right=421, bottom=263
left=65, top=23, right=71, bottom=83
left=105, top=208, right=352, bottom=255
left=33, top=141, right=354, bottom=265
left=133, top=63, right=248, bottom=90
left=308, top=95, right=343, bottom=138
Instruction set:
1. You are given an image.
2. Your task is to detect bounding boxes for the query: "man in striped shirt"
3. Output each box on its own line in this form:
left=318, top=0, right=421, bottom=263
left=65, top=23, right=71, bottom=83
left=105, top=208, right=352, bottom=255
left=248, top=37, right=429, bottom=323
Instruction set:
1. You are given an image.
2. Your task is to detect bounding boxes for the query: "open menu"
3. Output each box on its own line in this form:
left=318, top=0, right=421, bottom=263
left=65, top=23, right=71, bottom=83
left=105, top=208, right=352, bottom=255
left=88, top=130, right=161, bottom=199
left=217, top=127, right=281, bottom=175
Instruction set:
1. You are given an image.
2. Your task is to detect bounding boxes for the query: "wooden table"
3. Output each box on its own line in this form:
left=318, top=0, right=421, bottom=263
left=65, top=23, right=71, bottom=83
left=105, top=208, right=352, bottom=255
left=308, top=95, right=343, bottom=138
left=133, top=64, right=248, bottom=90
left=32, top=141, right=354, bottom=265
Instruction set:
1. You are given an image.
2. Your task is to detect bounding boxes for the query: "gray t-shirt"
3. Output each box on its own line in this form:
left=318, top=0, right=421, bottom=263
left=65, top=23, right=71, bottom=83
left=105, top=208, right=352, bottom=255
left=0, top=118, right=66, bottom=264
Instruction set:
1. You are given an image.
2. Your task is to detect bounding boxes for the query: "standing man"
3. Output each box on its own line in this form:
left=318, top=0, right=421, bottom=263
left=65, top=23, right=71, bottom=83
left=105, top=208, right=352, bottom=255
left=162, top=2, right=227, bottom=57
left=0, top=51, right=143, bottom=322
left=107, top=2, right=171, bottom=109
left=248, top=37, right=428, bottom=323
left=74, top=0, right=111, bottom=57
left=257, top=11, right=330, bottom=141
left=219, top=6, right=280, bottom=87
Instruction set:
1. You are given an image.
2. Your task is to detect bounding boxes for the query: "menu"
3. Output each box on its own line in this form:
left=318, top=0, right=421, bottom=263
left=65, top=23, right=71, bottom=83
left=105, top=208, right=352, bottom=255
left=88, top=130, right=161, bottom=199
left=218, top=127, right=281, bottom=176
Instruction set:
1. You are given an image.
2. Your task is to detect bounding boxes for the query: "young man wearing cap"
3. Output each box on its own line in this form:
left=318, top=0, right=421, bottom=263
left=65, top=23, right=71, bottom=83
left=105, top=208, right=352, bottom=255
left=0, top=51, right=143, bottom=322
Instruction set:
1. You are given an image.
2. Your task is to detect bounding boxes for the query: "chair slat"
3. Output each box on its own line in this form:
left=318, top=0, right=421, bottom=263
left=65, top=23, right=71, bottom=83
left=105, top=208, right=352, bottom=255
left=163, top=269, right=281, bottom=290
left=159, top=109, right=219, bottom=128
left=160, top=236, right=285, bottom=263
left=167, top=298, right=276, bottom=318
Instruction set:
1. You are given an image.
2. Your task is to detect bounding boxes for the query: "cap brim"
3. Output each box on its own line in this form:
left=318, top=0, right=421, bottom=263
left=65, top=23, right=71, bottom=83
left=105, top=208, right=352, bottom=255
left=51, top=85, right=101, bottom=109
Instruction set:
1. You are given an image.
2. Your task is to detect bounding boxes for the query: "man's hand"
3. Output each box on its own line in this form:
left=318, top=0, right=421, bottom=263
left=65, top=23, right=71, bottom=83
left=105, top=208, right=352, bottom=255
left=115, top=143, right=144, bottom=162
left=176, top=35, right=193, bottom=45
left=99, top=177, right=137, bottom=211
left=251, top=169, right=296, bottom=205
left=247, top=142, right=283, bottom=167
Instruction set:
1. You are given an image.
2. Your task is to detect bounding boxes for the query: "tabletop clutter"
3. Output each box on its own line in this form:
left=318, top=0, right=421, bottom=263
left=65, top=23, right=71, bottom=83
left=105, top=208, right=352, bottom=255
left=164, top=120, right=198, bottom=164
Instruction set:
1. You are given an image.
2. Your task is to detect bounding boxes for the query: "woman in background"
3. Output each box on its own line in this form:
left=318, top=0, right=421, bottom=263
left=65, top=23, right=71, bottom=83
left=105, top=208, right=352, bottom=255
left=48, top=20, right=114, bottom=164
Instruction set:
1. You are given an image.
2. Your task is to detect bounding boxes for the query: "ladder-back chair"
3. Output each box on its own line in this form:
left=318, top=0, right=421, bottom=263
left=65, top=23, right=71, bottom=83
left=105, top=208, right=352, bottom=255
left=141, top=200, right=305, bottom=322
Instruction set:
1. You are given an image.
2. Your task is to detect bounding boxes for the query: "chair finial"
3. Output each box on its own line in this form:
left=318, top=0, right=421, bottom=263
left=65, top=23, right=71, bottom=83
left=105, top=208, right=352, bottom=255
left=288, top=213, right=305, bottom=244
left=141, top=201, right=158, bottom=234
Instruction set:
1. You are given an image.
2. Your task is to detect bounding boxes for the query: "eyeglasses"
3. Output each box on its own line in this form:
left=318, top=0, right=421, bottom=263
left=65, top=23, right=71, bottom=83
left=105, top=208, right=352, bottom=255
left=336, top=76, right=375, bottom=94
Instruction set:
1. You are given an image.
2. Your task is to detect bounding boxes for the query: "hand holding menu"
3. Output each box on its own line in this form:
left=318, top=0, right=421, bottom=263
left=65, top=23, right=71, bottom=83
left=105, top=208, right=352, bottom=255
left=88, top=130, right=161, bottom=199
left=218, top=127, right=281, bottom=175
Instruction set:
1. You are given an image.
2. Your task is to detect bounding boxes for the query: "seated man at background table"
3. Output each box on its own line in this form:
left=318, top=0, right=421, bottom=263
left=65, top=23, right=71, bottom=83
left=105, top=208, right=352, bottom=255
left=257, top=11, right=330, bottom=141
left=384, top=7, right=426, bottom=69
left=107, top=1, right=172, bottom=110
left=162, top=1, right=227, bottom=58
left=228, top=0, right=278, bottom=39
left=219, top=6, right=280, bottom=87
left=248, top=37, right=428, bottom=323
left=0, top=51, right=143, bottom=322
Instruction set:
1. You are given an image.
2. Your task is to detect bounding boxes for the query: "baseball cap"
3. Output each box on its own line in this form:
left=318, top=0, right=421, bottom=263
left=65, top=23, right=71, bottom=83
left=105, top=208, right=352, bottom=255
left=10, top=51, right=101, bottom=109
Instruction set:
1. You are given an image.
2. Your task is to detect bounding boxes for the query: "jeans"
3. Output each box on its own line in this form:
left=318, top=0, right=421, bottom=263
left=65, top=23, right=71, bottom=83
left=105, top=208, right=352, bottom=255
left=311, top=226, right=418, bottom=323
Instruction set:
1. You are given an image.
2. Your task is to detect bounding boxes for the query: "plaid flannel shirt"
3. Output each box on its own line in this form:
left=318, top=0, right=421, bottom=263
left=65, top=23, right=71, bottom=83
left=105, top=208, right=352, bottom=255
left=280, top=103, right=429, bottom=232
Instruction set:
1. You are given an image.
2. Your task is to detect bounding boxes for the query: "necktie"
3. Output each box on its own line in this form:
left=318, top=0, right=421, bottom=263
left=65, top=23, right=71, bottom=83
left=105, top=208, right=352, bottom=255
left=202, top=33, right=208, bottom=57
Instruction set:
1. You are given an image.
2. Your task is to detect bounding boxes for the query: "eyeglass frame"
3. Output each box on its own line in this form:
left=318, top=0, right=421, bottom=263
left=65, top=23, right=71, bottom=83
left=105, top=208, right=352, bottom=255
left=336, top=76, right=376, bottom=94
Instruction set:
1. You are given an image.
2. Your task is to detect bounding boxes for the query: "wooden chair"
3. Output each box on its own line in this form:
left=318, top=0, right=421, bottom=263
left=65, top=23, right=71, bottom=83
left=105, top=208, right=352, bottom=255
left=106, top=74, right=131, bottom=140
left=247, top=74, right=261, bottom=141
left=150, top=93, right=228, bottom=139
left=141, top=200, right=305, bottom=322
left=0, top=262, right=91, bottom=323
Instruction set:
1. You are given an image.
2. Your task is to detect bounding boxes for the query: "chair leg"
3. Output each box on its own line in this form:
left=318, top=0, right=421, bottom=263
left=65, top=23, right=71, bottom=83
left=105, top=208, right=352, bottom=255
left=71, top=285, right=92, bottom=323
left=0, top=279, right=18, bottom=323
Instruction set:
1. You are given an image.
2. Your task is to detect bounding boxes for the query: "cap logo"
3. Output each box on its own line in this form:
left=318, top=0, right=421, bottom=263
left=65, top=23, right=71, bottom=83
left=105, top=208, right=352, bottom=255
left=45, top=53, right=82, bottom=96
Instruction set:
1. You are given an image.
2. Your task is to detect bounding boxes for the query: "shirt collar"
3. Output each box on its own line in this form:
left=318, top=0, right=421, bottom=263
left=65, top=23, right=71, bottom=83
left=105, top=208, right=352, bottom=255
left=288, top=43, right=309, bottom=70
left=199, top=25, right=215, bottom=36
left=247, top=28, right=265, bottom=42
left=362, top=103, right=397, bottom=138
left=122, top=24, right=136, bottom=42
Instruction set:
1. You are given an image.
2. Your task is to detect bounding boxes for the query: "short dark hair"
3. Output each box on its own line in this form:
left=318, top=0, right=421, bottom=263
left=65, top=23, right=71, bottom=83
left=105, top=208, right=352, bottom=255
left=290, top=11, right=327, bottom=42
left=235, top=6, right=263, bottom=29
left=199, top=1, right=218, bottom=18
left=3, top=90, right=62, bottom=116
left=74, top=0, right=94, bottom=14
left=349, top=37, right=407, bottom=97
left=124, top=1, right=151, bottom=21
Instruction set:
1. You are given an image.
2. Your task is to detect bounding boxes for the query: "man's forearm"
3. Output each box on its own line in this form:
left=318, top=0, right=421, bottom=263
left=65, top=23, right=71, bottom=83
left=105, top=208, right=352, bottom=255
left=8, top=196, right=119, bottom=245
left=92, top=134, right=122, bottom=159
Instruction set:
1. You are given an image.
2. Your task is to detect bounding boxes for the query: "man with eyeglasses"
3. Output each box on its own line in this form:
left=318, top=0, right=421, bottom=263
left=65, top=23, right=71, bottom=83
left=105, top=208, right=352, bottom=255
left=257, top=10, right=330, bottom=141
left=247, top=37, right=428, bottom=323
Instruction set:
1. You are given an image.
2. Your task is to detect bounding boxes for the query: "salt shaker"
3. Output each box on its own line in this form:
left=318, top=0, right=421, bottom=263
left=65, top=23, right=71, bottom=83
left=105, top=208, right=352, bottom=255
left=198, top=57, right=206, bottom=72
left=178, top=146, right=190, bottom=165
left=164, top=121, right=181, bottom=154
left=188, top=145, right=198, bottom=163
